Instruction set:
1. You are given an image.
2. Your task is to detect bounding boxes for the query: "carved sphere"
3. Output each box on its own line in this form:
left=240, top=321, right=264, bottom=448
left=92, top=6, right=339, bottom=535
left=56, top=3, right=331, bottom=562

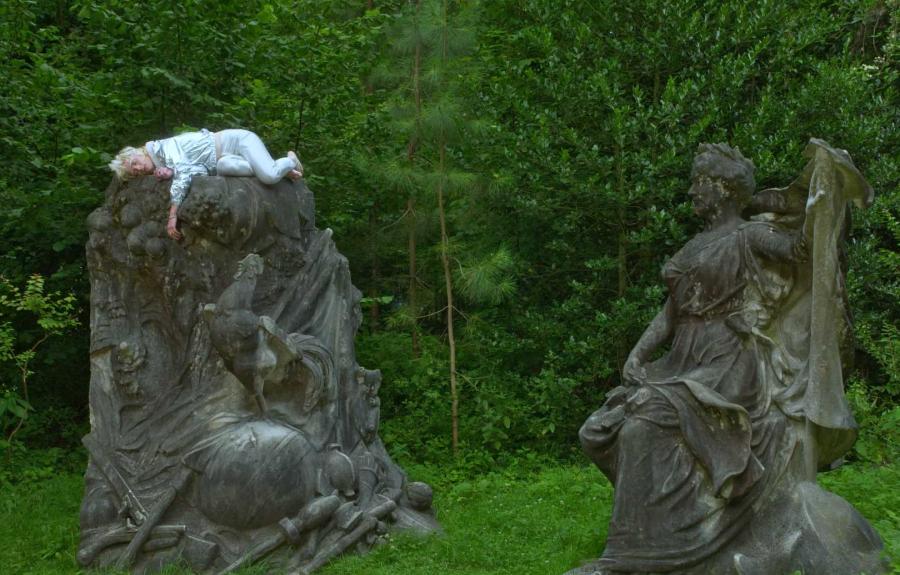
left=406, top=481, right=433, bottom=511
left=323, top=445, right=357, bottom=497
left=87, top=208, right=113, bottom=232
left=192, top=420, right=317, bottom=529
left=126, top=229, right=146, bottom=255
left=118, top=203, right=143, bottom=229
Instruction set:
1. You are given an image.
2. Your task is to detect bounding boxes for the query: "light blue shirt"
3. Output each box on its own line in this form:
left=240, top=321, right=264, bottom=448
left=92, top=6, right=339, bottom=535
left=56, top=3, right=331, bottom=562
left=146, top=129, right=217, bottom=206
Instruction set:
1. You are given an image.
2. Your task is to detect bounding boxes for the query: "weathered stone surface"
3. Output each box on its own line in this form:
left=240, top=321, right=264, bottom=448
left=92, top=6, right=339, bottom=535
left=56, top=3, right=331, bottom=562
left=568, top=140, right=887, bottom=575
left=79, top=175, right=438, bottom=573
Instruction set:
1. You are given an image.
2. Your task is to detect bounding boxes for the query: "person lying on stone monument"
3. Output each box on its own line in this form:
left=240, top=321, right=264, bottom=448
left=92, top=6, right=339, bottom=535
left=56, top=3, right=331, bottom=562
left=108, top=129, right=303, bottom=240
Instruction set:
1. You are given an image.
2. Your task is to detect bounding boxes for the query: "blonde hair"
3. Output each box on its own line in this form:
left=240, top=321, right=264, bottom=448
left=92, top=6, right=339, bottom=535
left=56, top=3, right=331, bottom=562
left=108, top=146, right=144, bottom=180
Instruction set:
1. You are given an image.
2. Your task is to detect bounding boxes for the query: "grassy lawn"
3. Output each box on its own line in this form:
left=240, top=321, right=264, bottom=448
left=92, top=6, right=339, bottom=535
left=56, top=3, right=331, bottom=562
left=1, top=463, right=897, bottom=574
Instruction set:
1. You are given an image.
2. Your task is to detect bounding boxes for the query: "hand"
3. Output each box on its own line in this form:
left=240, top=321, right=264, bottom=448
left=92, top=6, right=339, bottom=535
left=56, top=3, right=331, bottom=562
left=622, top=355, right=647, bottom=386
left=167, top=217, right=183, bottom=241
left=155, top=167, right=174, bottom=180
left=805, top=188, right=826, bottom=211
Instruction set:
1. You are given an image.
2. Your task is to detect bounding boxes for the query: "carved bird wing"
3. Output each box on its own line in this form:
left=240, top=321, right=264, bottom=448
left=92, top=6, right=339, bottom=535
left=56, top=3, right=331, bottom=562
left=256, top=316, right=300, bottom=377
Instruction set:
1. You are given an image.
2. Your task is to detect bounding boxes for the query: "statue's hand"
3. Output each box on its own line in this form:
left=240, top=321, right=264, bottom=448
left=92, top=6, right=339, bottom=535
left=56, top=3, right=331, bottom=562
left=806, top=188, right=826, bottom=212
left=622, top=355, right=647, bottom=386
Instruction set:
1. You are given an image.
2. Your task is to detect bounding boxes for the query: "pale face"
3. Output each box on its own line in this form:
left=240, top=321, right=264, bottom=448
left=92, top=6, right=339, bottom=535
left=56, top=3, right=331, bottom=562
left=126, top=152, right=155, bottom=177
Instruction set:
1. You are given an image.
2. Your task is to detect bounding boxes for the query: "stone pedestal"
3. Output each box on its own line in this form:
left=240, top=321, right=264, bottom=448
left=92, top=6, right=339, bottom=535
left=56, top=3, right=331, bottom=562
left=79, top=176, right=438, bottom=573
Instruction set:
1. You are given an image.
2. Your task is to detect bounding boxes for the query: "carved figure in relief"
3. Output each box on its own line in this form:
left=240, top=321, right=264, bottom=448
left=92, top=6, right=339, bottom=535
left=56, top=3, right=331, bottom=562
left=202, top=253, right=299, bottom=415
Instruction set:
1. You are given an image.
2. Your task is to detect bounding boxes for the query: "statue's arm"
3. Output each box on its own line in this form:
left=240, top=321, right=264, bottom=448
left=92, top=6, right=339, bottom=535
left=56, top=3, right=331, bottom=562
left=622, top=296, right=675, bottom=385
left=744, top=222, right=808, bottom=264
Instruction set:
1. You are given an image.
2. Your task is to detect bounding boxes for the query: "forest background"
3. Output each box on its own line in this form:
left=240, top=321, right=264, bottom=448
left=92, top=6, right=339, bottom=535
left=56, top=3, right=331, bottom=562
left=0, top=0, right=897, bottom=498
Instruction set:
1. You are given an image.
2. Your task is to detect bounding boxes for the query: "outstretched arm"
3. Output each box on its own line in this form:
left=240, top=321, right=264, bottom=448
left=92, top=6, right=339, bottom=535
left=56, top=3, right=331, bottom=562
left=622, top=296, right=675, bottom=385
left=166, top=163, right=208, bottom=240
left=167, top=204, right=182, bottom=240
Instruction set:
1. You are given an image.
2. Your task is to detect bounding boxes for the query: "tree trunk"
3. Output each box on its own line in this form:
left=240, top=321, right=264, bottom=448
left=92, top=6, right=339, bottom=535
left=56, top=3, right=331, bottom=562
left=438, top=0, right=459, bottom=457
left=406, top=0, right=423, bottom=357
left=407, top=197, right=419, bottom=356
left=615, top=143, right=627, bottom=298
left=615, top=141, right=628, bottom=376
left=437, top=145, right=459, bottom=456
left=369, top=201, right=381, bottom=329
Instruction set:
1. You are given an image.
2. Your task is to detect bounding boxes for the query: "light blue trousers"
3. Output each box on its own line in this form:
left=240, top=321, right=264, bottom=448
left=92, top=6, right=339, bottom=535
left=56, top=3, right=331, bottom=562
left=215, top=129, right=298, bottom=184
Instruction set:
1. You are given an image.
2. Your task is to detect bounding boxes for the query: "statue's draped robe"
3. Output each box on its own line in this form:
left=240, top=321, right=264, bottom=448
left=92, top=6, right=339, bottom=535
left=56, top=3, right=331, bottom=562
left=582, top=223, right=805, bottom=571
left=580, top=141, right=877, bottom=573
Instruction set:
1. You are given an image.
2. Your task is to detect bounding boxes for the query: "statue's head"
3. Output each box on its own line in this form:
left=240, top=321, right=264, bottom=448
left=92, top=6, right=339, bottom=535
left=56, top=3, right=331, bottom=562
left=235, top=253, right=264, bottom=279
left=690, top=143, right=755, bottom=210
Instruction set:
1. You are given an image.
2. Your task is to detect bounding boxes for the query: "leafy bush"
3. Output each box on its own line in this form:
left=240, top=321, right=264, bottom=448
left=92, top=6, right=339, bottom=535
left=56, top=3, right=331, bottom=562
left=0, top=444, right=85, bottom=487
left=0, top=275, right=78, bottom=452
left=848, top=377, right=900, bottom=464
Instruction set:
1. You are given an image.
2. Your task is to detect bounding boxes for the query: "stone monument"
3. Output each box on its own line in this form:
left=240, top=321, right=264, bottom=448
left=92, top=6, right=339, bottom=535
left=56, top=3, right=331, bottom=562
left=569, top=140, right=887, bottom=575
left=79, top=175, right=439, bottom=573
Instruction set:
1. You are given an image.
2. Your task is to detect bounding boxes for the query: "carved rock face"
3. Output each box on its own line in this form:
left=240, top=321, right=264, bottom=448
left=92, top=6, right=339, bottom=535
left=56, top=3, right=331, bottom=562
left=79, top=176, right=437, bottom=573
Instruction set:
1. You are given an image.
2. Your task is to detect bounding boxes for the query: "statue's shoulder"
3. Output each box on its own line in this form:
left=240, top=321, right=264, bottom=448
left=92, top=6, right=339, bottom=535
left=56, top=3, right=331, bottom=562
left=737, top=220, right=783, bottom=243
left=737, top=220, right=775, bottom=232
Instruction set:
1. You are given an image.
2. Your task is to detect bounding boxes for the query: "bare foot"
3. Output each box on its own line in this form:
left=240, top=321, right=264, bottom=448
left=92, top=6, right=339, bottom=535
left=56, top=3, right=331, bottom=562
left=287, top=169, right=302, bottom=181
left=287, top=151, right=304, bottom=177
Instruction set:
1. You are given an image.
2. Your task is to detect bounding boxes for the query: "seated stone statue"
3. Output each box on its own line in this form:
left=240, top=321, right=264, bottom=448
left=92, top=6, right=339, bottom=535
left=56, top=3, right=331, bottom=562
left=572, top=141, right=886, bottom=575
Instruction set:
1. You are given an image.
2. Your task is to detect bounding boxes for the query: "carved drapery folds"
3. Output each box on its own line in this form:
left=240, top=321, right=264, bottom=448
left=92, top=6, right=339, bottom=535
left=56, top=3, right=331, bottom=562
left=571, top=141, right=886, bottom=575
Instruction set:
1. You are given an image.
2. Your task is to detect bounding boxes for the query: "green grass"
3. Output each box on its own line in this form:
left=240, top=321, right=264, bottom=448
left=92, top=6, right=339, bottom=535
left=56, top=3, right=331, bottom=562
left=1, top=464, right=897, bottom=574
left=0, top=473, right=84, bottom=574
left=320, top=465, right=611, bottom=575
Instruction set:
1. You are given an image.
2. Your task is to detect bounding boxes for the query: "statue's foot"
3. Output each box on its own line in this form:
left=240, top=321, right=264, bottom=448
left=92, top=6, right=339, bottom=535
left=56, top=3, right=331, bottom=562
left=287, top=151, right=304, bottom=177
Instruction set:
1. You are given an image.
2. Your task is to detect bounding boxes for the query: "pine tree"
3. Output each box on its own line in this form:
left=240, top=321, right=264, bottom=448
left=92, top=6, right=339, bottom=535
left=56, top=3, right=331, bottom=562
left=365, top=0, right=484, bottom=455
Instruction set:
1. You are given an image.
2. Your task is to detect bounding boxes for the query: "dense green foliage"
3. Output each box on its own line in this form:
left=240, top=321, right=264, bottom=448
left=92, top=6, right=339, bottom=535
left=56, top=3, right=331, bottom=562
left=1, top=462, right=897, bottom=573
left=0, top=274, right=79, bottom=453
left=0, top=0, right=897, bottom=470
